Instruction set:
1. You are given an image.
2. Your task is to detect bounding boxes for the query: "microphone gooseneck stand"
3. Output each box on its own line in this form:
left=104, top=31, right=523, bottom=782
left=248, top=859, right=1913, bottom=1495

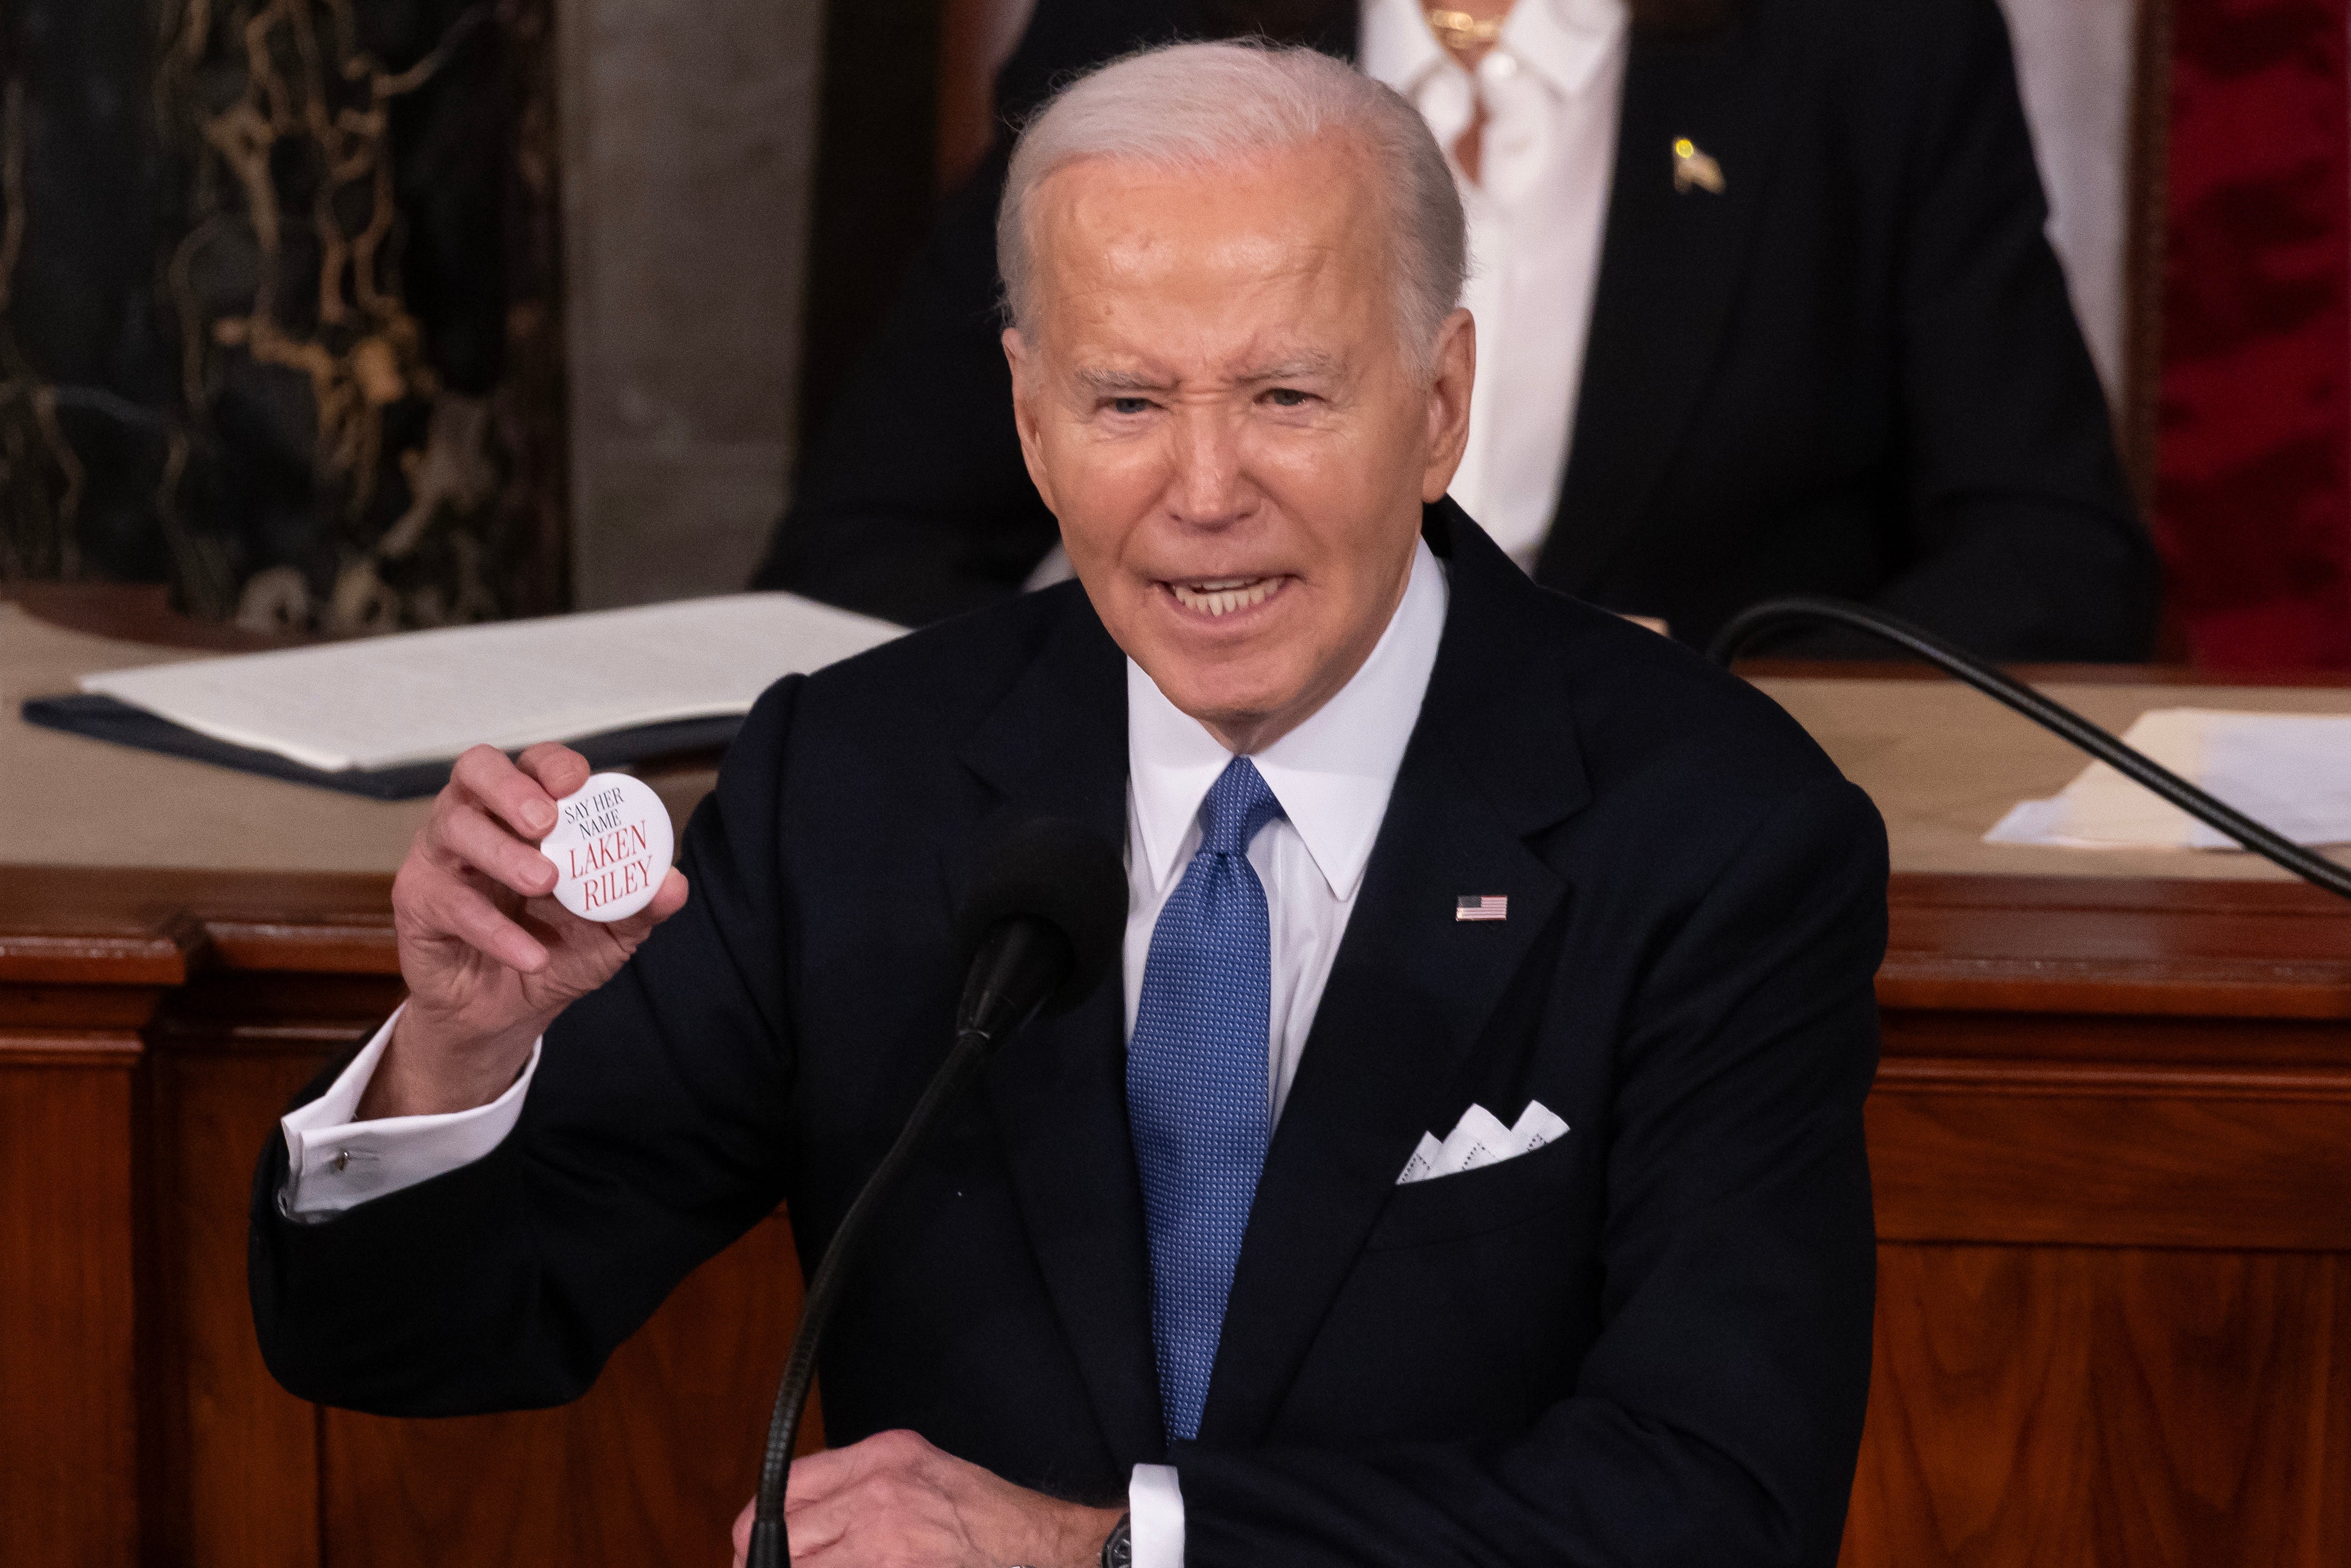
left=745, top=920, right=1072, bottom=1568
left=743, top=797, right=1130, bottom=1568
left=1708, top=596, right=2351, bottom=904
left=743, top=1018, right=1001, bottom=1568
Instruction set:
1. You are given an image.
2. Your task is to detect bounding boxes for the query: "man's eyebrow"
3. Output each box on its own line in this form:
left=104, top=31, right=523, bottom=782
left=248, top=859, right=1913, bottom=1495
left=1240, top=352, right=1343, bottom=383
left=1073, top=367, right=1175, bottom=396
left=1070, top=355, right=1345, bottom=395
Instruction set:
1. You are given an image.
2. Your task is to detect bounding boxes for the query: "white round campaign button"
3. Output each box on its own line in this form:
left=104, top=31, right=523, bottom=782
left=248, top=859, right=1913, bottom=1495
left=540, top=772, right=675, bottom=922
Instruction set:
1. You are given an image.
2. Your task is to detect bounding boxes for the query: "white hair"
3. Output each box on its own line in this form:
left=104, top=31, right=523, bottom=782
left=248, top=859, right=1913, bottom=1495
left=996, top=41, right=1467, bottom=381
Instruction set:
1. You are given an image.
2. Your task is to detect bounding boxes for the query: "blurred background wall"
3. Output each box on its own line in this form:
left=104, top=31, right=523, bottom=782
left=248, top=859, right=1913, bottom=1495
left=558, top=0, right=824, bottom=611
left=0, top=0, right=569, bottom=635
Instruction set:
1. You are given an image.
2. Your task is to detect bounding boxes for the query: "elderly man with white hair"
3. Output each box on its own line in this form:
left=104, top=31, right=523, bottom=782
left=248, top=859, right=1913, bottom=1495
left=251, top=42, right=1885, bottom=1568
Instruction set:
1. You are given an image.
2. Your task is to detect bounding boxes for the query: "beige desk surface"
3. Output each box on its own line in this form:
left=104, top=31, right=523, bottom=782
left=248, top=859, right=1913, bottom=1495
left=1751, top=675, right=2351, bottom=882
left=10, top=600, right=2351, bottom=880
left=3, top=603, right=713, bottom=874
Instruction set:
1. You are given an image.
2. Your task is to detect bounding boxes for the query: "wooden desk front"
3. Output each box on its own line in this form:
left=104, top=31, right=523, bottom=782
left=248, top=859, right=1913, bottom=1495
left=5, top=603, right=2348, bottom=1565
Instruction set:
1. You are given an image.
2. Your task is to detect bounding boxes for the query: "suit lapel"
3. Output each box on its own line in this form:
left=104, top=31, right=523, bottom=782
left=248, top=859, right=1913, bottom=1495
left=1535, top=14, right=1786, bottom=598
left=1199, top=508, right=1592, bottom=1446
left=956, top=594, right=1169, bottom=1463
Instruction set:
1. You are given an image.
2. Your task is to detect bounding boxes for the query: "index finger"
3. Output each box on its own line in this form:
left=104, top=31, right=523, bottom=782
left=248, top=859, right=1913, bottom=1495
left=450, top=743, right=560, bottom=841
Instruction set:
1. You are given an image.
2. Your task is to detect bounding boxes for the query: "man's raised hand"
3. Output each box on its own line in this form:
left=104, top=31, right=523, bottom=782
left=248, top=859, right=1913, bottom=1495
left=364, top=742, right=688, bottom=1118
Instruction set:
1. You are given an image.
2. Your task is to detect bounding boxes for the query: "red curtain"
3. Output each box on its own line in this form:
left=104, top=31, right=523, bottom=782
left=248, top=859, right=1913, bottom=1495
left=2154, top=0, right=2351, bottom=669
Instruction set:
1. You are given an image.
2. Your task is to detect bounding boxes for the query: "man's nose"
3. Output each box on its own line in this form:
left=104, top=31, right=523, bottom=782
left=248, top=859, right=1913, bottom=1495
left=1165, top=408, right=1251, bottom=527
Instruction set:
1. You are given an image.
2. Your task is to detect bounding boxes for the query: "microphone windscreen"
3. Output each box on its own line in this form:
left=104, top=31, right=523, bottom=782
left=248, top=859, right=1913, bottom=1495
left=953, top=817, right=1127, bottom=1014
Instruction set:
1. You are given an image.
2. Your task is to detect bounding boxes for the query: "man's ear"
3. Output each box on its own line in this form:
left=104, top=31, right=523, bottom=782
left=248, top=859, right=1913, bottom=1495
left=1419, top=308, right=1476, bottom=504
left=1003, top=328, right=1059, bottom=514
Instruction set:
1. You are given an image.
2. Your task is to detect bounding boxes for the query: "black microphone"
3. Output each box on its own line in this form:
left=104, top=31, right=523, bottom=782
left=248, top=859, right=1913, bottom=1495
left=745, top=817, right=1125, bottom=1568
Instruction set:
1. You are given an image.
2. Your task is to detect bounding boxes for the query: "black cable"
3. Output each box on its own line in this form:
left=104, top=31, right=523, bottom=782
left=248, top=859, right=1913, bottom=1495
left=1706, top=597, right=2351, bottom=904
left=743, top=1027, right=993, bottom=1568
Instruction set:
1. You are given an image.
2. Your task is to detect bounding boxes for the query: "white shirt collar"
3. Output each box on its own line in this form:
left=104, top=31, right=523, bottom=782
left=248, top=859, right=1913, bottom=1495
left=1127, top=537, right=1449, bottom=903
left=1358, top=0, right=1629, bottom=103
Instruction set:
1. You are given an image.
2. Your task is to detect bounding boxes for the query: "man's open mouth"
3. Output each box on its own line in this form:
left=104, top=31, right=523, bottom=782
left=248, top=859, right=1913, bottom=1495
left=1168, top=577, right=1283, bottom=617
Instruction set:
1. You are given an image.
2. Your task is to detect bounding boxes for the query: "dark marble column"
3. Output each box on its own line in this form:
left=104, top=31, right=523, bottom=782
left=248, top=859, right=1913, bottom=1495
left=1, top=1, right=169, bottom=584
left=0, top=0, right=565, bottom=632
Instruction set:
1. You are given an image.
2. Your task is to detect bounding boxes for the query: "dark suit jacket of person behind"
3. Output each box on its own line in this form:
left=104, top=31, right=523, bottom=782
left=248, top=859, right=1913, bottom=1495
left=757, top=0, right=2157, bottom=662
left=252, top=503, right=1888, bottom=1565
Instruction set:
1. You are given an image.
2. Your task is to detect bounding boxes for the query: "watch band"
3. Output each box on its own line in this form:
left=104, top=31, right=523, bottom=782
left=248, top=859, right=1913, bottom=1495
left=1100, top=1511, right=1133, bottom=1568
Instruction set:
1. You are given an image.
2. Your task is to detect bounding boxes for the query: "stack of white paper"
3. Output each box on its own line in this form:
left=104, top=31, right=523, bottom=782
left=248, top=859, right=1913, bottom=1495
left=80, top=593, right=904, bottom=773
left=1985, top=708, right=2351, bottom=849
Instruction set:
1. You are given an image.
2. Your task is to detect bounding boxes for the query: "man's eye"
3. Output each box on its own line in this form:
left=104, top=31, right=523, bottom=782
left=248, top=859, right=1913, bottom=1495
left=1264, top=387, right=1312, bottom=408
left=1107, top=397, right=1153, bottom=416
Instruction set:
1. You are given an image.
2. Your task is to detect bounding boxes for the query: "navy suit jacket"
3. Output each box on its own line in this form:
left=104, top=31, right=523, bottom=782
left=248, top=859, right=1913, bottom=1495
left=252, top=503, right=1888, bottom=1566
left=755, top=0, right=2157, bottom=661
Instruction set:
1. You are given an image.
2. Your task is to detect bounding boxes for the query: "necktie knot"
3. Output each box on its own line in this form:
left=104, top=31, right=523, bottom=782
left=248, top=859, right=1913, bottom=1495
left=1199, top=756, right=1284, bottom=860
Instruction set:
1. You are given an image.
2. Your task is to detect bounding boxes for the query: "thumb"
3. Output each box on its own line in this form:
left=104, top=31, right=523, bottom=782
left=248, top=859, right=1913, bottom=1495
left=730, top=1495, right=755, bottom=1567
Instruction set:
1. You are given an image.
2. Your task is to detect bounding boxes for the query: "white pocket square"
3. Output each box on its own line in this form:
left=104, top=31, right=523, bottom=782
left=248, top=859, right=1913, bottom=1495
left=1397, top=1101, right=1569, bottom=1185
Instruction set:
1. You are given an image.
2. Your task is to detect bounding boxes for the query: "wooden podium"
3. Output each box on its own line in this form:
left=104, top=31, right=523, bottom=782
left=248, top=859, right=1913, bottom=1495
left=4, top=599, right=2348, bottom=1566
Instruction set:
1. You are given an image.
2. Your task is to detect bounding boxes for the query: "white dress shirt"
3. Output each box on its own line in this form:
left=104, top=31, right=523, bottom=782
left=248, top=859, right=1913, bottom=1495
left=280, top=1020, right=539, bottom=1215
left=1123, top=537, right=1449, bottom=1119
left=278, top=540, right=1448, bottom=1564
left=1360, top=0, right=1629, bottom=571
left=1120, top=538, right=1446, bottom=1564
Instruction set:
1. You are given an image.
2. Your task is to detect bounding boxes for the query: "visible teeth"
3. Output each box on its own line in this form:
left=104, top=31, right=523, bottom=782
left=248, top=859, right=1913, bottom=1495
left=1171, top=577, right=1278, bottom=617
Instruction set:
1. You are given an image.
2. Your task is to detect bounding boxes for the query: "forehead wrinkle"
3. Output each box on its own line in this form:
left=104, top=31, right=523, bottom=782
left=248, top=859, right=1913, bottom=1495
left=1053, top=254, right=1363, bottom=365
left=1025, top=131, right=1404, bottom=351
left=1046, top=160, right=1359, bottom=286
left=1033, top=153, right=1394, bottom=391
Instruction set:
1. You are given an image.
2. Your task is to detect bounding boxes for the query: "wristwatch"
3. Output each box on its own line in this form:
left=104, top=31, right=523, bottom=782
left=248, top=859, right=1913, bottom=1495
left=1099, top=1511, right=1133, bottom=1567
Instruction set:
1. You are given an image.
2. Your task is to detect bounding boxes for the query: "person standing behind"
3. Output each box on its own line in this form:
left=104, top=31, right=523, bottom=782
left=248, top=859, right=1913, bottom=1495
left=757, top=0, right=2159, bottom=661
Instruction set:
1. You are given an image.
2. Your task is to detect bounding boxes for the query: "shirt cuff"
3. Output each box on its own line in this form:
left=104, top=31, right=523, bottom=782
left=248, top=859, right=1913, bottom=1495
left=1128, top=1463, right=1183, bottom=1568
left=278, top=1003, right=540, bottom=1219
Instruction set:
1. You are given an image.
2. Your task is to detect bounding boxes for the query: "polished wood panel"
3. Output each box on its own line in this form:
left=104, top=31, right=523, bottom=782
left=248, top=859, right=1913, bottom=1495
left=1, top=869, right=818, bottom=1565
left=1884, top=874, right=2351, bottom=1019
left=1870, top=1059, right=2351, bottom=1250
left=1845, top=1245, right=2350, bottom=1567
left=7, top=792, right=2351, bottom=1561
left=0, top=1035, right=147, bottom=1568
left=147, top=1020, right=349, bottom=1568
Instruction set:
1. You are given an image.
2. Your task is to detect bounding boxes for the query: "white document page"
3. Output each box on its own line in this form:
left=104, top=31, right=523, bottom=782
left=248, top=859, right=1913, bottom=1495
left=80, top=594, right=905, bottom=773
left=1985, top=708, right=2351, bottom=849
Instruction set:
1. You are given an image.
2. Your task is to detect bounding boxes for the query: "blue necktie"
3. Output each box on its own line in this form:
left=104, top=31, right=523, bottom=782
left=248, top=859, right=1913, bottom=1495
left=1129, top=756, right=1286, bottom=1442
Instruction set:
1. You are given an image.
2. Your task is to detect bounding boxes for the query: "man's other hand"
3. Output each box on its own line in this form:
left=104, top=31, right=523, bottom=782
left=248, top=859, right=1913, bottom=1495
left=366, top=742, right=689, bottom=1118
left=729, top=1430, right=1123, bottom=1567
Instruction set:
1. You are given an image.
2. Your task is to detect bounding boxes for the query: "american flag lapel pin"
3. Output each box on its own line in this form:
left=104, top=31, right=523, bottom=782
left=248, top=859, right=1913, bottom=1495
left=1456, top=894, right=1509, bottom=923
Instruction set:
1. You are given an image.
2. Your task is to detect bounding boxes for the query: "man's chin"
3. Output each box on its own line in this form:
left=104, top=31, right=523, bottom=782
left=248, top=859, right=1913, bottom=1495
left=1149, top=665, right=1306, bottom=745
